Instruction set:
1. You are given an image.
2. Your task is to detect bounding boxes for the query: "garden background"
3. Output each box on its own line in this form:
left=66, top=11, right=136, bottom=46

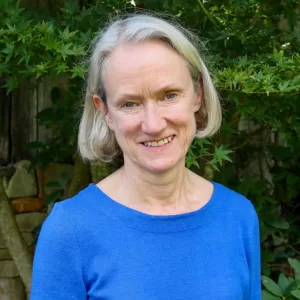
left=0, top=0, right=299, bottom=299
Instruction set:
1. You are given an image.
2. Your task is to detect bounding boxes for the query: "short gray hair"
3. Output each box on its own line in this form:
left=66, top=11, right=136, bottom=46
left=78, top=14, right=222, bottom=162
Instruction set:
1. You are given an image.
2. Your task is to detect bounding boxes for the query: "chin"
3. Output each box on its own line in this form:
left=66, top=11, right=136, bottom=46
left=140, top=158, right=180, bottom=174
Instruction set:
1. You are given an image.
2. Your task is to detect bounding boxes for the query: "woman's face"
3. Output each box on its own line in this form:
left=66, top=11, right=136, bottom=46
left=98, top=40, right=202, bottom=174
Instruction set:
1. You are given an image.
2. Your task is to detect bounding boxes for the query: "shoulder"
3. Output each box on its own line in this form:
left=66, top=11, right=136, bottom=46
left=43, top=184, right=106, bottom=232
left=57, top=183, right=100, bottom=213
left=213, top=181, right=259, bottom=226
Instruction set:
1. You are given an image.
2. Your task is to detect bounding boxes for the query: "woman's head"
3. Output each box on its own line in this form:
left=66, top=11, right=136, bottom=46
left=78, top=14, right=221, bottom=168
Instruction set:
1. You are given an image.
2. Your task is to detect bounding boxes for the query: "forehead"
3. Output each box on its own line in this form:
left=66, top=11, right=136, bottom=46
left=103, top=40, right=192, bottom=96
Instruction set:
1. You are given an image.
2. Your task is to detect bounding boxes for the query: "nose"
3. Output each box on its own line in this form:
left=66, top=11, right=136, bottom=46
left=141, top=103, right=167, bottom=135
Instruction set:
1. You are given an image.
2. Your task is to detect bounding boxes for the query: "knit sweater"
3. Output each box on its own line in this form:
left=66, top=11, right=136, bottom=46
left=30, top=181, right=261, bottom=300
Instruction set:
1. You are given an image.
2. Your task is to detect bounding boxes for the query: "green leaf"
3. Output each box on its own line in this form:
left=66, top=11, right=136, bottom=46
left=262, top=261, right=271, bottom=276
left=278, top=81, right=290, bottom=92
left=34, top=63, right=48, bottom=78
left=291, top=290, right=300, bottom=299
left=272, top=234, right=285, bottom=246
left=285, top=279, right=300, bottom=296
left=214, top=145, right=233, bottom=164
left=288, top=259, right=300, bottom=279
left=3, top=77, right=18, bottom=93
left=17, top=54, right=30, bottom=65
left=71, top=65, right=85, bottom=79
left=261, top=290, right=281, bottom=300
left=56, top=63, right=68, bottom=74
left=59, top=27, right=78, bottom=40
left=278, top=273, right=292, bottom=295
left=265, top=219, right=289, bottom=230
left=261, top=276, right=283, bottom=297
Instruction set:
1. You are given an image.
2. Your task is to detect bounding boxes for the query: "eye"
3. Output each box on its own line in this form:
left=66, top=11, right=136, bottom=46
left=164, top=93, right=178, bottom=100
left=123, top=102, right=137, bottom=108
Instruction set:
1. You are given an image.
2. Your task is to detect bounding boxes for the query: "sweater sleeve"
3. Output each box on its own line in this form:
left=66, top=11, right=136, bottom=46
left=30, top=202, right=86, bottom=300
left=247, top=209, right=262, bottom=300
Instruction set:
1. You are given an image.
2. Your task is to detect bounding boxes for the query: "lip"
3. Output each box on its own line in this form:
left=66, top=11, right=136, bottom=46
left=140, top=135, right=175, bottom=151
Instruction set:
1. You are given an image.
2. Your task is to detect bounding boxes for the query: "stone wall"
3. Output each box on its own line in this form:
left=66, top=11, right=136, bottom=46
left=0, top=160, right=74, bottom=299
left=0, top=213, right=46, bottom=299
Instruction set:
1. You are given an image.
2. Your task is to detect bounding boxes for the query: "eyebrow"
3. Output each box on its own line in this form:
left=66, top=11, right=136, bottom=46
left=115, top=84, right=182, bottom=102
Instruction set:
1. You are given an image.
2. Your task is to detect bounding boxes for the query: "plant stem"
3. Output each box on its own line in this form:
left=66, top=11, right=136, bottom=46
left=196, top=0, right=219, bottom=27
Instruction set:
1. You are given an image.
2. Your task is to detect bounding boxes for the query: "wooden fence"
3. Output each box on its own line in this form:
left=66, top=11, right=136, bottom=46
left=0, top=76, right=68, bottom=166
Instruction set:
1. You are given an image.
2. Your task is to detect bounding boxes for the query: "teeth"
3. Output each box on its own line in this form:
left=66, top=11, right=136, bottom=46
left=144, top=136, right=174, bottom=147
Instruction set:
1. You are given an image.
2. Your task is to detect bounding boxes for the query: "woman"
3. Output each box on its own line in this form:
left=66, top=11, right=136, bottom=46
left=30, top=14, right=261, bottom=299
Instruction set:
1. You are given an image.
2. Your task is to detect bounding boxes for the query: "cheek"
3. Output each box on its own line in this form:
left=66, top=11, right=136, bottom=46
left=168, top=103, right=197, bottom=126
left=112, top=115, right=140, bottom=141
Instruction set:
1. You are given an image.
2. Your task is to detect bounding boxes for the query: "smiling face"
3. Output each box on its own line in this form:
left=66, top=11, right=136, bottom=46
left=96, top=40, right=202, bottom=174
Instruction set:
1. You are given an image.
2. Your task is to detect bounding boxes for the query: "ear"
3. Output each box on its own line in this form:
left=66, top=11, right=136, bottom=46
left=193, top=73, right=203, bottom=112
left=93, top=94, right=106, bottom=112
left=93, top=94, right=115, bottom=131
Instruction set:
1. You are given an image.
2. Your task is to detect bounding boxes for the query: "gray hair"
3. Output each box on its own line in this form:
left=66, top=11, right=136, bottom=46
left=78, top=14, right=222, bottom=162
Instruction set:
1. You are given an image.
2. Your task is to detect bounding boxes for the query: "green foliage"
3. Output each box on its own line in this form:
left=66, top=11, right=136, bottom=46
left=262, top=259, right=300, bottom=299
left=0, top=5, right=85, bottom=91
left=186, top=139, right=232, bottom=171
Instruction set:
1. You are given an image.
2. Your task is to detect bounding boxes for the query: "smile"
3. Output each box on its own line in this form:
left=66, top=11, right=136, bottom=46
left=143, top=135, right=175, bottom=147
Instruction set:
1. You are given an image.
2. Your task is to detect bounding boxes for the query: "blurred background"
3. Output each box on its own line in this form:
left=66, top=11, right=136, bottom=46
left=0, top=0, right=299, bottom=299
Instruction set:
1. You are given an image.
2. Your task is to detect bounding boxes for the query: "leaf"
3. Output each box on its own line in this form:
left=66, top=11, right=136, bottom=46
left=3, top=77, right=18, bottom=93
left=59, top=27, right=78, bottom=41
left=285, top=279, right=300, bottom=296
left=278, top=81, right=290, bottom=92
left=56, top=63, right=68, bottom=74
left=288, top=258, right=300, bottom=279
left=261, top=276, right=283, bottom=297
left=278, top=273, right=292, bottom=295
left=261, top=290, right=281, bottom=300
left=262, top=261, right=271, bottom=276
left=71, top=65, right=85, bottom=79
left=272, top=234, right=285, bottom=246
left=265, top=219, right=289, bottom=230
left=291, top=290, right=300, bottom=299
left=17, top=54, right=30, bottom=65
left=213, top=145, right=233, bottom=167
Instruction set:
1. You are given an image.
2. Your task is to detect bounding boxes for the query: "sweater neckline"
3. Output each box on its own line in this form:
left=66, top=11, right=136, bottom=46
left=88, top=181, right=227, bottom=233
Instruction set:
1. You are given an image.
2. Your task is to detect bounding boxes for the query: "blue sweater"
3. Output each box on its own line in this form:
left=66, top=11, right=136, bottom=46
left=30, top=182, right=261, bottom=300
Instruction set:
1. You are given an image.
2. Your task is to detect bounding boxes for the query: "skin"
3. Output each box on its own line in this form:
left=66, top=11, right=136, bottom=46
left=93, top=40, right=213, bottom=215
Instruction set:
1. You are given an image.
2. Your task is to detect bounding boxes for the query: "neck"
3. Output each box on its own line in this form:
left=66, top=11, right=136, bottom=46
left=119, top=158, right=193, bottom=213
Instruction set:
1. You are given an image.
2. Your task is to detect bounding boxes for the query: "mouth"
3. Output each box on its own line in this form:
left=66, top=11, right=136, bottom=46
left=142, top=135, right=175, bottom=147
